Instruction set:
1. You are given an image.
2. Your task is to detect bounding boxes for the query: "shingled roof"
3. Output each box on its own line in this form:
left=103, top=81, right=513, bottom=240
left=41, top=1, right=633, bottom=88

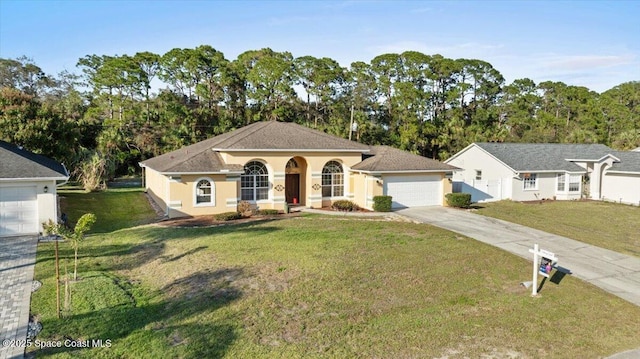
left=141, top=121, right=370, bottom=173
left=472, top=142, right=615, bottom=172
left=352, top=146, right=457, bottom=173
left=204, top=121, right=370, bottom=151
left=0, top=140, right=69, bottom=179
left=609, top=151, right=640, bottom=173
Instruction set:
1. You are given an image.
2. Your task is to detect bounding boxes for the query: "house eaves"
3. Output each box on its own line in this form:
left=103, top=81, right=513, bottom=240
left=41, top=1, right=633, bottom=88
left=605, top=170, right=640, bottom=175
left=515, top=169, right=587, bottom=174
left=565, top=154, right=621, bottom=163
left=351, top=169, right=455, bottom=174
left=213, top=149, right=369, bottom=153
left=0, top=176, right=69, bottom=182
left=160, top=171, right=244, bottom=176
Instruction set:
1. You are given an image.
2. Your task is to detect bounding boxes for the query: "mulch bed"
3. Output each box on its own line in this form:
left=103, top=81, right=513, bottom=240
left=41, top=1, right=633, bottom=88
left=319, top=206, right=373, bottom=213
left=156, top=212, right=302, bottom=228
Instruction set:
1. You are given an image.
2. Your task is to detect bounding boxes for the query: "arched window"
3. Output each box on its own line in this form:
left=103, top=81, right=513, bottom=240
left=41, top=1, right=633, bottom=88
left=241, top=161, right=269, bottom=201
left=286, top=158, right=299, bottom=169
left=322, top=161, right=344, bottom=197
left=195, top=178, right=214, bottom=205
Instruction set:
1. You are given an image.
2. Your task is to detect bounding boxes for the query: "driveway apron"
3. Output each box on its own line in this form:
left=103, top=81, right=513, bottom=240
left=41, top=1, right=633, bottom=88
left=397, top=207, right=640, bottom=307
left=0, top=236, right=37, bottom=359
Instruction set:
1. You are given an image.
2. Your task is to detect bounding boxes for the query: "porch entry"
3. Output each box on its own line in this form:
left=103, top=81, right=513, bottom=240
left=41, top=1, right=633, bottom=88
left=285, top=174, right=300, bottom=204
left=285, top=157, right=306, bottom=205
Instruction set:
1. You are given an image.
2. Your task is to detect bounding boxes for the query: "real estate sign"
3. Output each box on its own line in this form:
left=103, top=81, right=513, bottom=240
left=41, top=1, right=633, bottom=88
left=528, top=244, right=558, bottom=296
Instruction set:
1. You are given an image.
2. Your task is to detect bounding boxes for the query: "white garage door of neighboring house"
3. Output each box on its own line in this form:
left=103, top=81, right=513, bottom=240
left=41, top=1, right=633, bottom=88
left=384, top=175, right=442, bottom=208
left=0, top=186, right=38, bottom=237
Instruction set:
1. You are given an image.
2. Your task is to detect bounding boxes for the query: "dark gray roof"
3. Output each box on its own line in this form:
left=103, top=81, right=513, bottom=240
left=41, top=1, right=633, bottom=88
left=141, top=121, right=369, bottom=173
left=609, top=151, right=640, bottom=173
left=474, top=143, right=615, bottom=172
left=352, top=146, right=457, bottom=172
left=0, top=141, right=69, bottom=179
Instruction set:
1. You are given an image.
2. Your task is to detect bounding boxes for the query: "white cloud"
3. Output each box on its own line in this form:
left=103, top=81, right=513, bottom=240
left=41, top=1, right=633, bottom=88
left=542, top=54, right=636, bottom=70
left=410, top=7, right=432, bottom=14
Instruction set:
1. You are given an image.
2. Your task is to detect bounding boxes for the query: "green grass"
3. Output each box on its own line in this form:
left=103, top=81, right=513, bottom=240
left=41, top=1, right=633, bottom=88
left=58, top=188, right=158, bottom=233
left=29, top=192, right=640, bottom=358
left=475, top=200, right=640, bottom=257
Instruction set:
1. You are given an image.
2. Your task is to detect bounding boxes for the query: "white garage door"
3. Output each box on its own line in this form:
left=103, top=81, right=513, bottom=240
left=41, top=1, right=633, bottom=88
left=384, top=175, right=442, bottom=208
left=0, top=186, right=38, bottom=237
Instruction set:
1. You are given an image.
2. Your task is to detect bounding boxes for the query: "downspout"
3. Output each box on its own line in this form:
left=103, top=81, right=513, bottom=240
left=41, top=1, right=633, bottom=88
left=56, top=163, right=70, bottom=187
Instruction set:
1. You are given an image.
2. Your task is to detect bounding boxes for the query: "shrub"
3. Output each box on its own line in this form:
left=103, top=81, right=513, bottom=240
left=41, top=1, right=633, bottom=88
left=445, top=193, right=472, bottom=208
left=214, top=212, right=243, bottom=221
left=331, top=200, right=359, bottom=212
left=73, top=150, right=111, bottom=192
left=237, top=201, right=254, bottom=217
left=373, top=196, right=392, bottom=212
left=257, top=209, right=279, bottom=216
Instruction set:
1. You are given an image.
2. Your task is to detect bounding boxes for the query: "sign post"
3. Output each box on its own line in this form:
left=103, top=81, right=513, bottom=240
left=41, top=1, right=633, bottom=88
left=528, top=244, right=557, bottom=296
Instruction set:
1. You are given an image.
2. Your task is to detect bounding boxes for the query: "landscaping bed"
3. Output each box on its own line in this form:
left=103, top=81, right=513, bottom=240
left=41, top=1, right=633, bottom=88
left=156, top=212, right=301, bottom=228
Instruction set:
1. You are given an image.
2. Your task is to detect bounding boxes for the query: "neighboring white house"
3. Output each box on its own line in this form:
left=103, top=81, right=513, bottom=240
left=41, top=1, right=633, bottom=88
left=445, top=142, right=640, bottom=205
left=600, top=151, right=640, bottom=205
left=0, top=141, right=69, bottom=237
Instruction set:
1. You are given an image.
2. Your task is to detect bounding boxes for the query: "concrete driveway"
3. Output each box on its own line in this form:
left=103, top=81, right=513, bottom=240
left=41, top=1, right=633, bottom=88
left=0, top=236, right=37, bottom=359
left=396, top=206, right=640, bottom=307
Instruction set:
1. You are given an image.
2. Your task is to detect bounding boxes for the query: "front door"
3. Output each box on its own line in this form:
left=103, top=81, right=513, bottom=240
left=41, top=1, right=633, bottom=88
left=285, top=174, right=300, bottom=204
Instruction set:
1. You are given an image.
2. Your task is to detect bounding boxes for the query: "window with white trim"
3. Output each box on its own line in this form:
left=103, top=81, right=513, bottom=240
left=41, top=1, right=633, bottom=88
left=195, top=179, right=214, bottom=205
left=523, top=173, right=537, bottom=190
left=475, top=170, right=482, bottom=180
left=241, top=161, right=269, bottom=201
left=557, top=173, right=566, bottom=192
left=569, top=175, right=581, bottom=192
left=322, top=161, right=344, bottom=197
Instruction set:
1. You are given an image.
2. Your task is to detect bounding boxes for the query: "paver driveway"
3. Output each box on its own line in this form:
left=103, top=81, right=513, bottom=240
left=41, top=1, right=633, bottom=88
left=397, top=206, right=640, bottom=307
left=0, top=236, right=37, bottom=359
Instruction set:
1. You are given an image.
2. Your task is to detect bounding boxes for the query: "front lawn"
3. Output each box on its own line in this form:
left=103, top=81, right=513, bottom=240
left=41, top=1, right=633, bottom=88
left=58, top=188, right=158, bottom=233
left=29, top=192, right=640, bottom=358
left=475, top=200, right=640, bottom=257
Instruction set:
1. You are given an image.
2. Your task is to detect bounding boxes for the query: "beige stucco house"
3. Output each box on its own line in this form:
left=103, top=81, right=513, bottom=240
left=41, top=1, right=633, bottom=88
left=140, top=121, right=457, bottom=217
left=0, top=140, right=69, bottom=237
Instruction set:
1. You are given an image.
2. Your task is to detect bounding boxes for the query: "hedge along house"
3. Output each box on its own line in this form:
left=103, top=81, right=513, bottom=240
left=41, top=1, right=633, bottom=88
left=140, top=121, right=457, bottom=217
left=0, top=140, right=69, bottom=237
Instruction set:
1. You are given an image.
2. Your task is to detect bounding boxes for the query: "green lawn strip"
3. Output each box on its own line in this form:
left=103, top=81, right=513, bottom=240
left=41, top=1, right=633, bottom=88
left=474, top=200, right=640, bottom=257
left=30, top=216, right=640, bottom=358
left=58, top=188, right=158, bottom=233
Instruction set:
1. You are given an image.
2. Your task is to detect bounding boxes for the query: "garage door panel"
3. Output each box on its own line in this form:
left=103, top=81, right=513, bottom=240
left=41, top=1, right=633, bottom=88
left=384, top=175, right=441, bottom=208
left=0, top=186, right=39, bottom=236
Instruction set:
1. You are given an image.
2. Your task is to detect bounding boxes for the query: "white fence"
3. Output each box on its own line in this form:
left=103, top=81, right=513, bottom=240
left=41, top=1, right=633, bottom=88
left=452, top=178, right=512, bottom=203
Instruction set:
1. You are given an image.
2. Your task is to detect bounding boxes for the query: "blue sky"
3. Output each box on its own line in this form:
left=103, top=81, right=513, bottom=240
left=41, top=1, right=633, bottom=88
left=1, top=0, right=638, bottom=93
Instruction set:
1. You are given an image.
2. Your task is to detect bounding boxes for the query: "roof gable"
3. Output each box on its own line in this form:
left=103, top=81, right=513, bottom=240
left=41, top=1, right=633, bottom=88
left=352, top=146, right=457, bottom=172
left=608, top=151, right=640, bottom=173
left=0, top=141, right=69, bottom=179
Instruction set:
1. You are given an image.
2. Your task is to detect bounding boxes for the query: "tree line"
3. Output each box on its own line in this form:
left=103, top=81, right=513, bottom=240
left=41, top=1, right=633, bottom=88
left=1, top=47, right=638, bottom=188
